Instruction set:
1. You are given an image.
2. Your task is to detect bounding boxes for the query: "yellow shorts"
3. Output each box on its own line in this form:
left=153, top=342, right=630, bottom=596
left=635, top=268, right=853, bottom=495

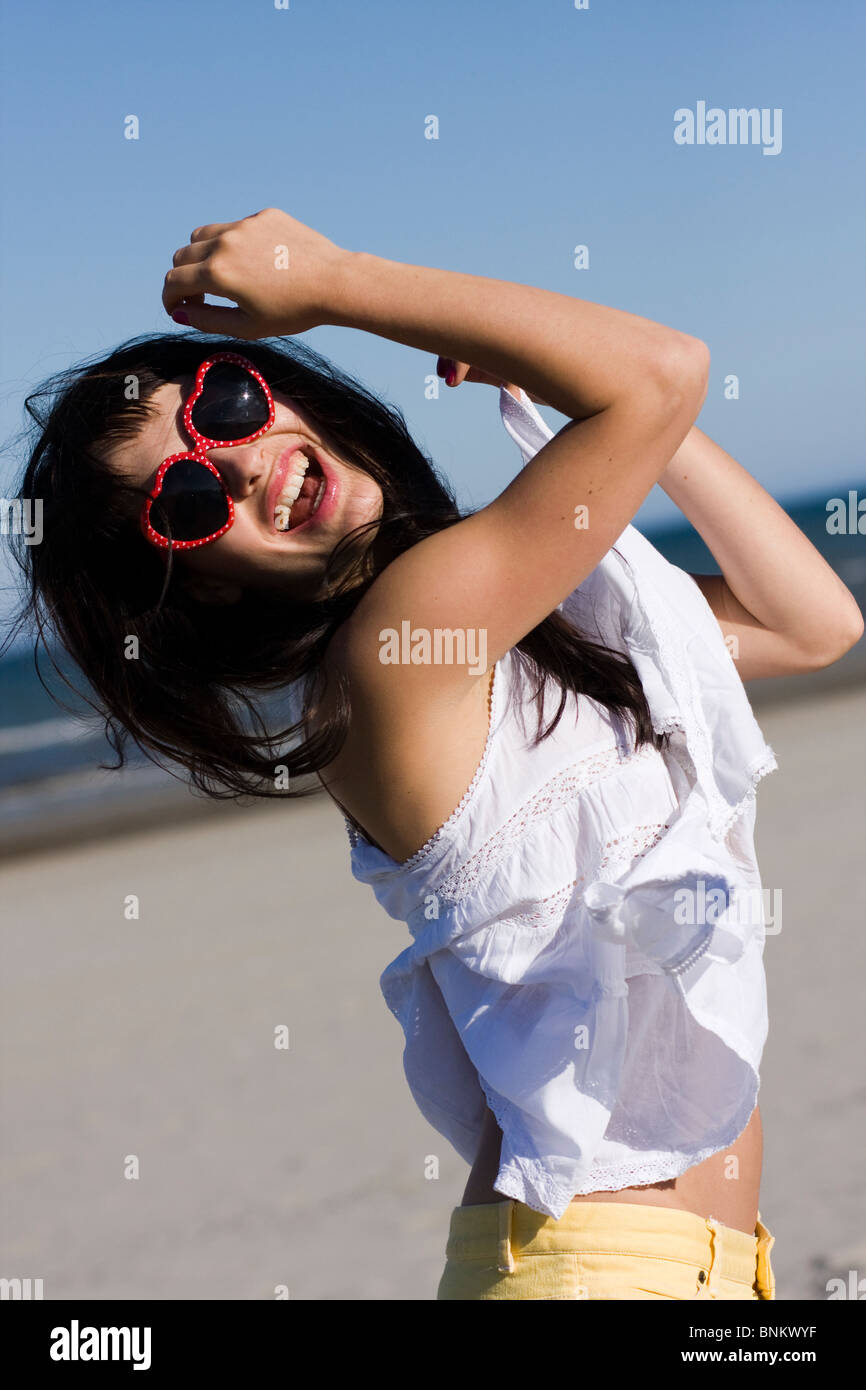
left=436, top=1199, right=776, bottom=1300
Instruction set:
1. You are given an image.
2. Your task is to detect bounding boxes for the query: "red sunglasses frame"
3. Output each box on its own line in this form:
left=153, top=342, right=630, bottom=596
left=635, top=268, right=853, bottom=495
left=140, top=352, right=275, bottom=551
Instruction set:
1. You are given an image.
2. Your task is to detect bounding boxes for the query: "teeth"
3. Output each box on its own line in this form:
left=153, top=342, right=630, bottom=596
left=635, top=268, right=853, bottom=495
left=273, top=452, right=312, bottom=530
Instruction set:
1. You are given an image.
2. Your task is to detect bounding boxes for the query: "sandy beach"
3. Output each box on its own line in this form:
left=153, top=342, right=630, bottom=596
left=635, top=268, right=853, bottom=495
left=1, top=681, right=863, bottom=1301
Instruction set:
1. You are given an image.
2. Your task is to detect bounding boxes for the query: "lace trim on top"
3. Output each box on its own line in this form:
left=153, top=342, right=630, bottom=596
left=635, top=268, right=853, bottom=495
left=436, top=740, right=662, bottom=904
left=612, top=552, right=777, bottom=841
left=481, top=1062, right=760, bottom=1213
left=343, top=658, right=503, bottom=869
left=489, top=818, right=674, bottom=932
left=660, top=718, right=777, bottom=847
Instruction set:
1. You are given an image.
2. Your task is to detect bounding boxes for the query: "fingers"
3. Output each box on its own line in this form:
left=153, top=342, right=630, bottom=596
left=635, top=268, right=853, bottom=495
left=435, top=357, right=508, bottom=389
left=172, top=239, right=218, bottom=268
left=162, top=260, right=230, bottom=315
left=170, top=301, right=254, bottom=337
left=163, top=213, right=272, bottom=332
left=189, top=221, right=239, bottom=243
left=436, top=355, right=452, bottom=382
left=466, top=367, right=508, bottom=387
left=436, top=356, right=471, bottom=387
left=187, top=209, right=274, bottom=245
left=162, top=266, right=197, bottom=315
left=165, top=231, right=233, bottom=313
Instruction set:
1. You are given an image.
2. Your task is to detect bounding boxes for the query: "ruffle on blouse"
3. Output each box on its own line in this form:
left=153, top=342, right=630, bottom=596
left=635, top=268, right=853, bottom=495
left=379, top=751, right=768, bottom=1216
left=344, top=387, right=778, bottom=1218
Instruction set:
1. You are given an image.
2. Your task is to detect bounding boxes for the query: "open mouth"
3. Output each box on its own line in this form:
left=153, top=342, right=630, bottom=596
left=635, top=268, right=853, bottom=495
left=273, top=451, right=327, bottom=532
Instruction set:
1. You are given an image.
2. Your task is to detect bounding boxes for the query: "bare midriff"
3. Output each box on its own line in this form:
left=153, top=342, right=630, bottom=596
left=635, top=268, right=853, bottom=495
left=461, top=1105, right=763, bottom=1235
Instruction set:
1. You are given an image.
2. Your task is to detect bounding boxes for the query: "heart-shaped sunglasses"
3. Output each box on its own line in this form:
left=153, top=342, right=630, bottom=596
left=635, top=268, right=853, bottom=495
left=140, top=353, right=275, bottom=550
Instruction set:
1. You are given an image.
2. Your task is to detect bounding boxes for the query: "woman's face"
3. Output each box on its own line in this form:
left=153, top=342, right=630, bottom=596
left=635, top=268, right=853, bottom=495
left=103, top=376, right=384, bottom=602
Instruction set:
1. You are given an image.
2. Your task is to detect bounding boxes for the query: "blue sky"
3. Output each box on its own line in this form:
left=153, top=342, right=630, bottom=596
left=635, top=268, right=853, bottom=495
left=1, top=0, right=864, bottom=624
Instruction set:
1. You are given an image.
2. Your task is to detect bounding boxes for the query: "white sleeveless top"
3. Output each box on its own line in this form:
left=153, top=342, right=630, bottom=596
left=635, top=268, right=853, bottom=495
left=343, top=387, right=778, bottom=1219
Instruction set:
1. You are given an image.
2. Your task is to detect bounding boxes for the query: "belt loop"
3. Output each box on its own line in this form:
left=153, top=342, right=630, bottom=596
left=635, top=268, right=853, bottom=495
left=704, top=1216, right=723, bottom=1298
left=754, top=1216, right=776, bottom=1300
left=497, top=1199, right=516, bottom=1274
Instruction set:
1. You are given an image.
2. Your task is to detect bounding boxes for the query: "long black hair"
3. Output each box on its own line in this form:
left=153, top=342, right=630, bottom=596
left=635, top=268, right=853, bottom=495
left=6, top=331, right=659, bottom=801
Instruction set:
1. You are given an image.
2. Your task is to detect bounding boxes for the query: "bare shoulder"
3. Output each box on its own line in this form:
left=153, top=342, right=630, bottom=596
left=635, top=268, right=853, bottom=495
left=313, top=614, right=496, bottom=864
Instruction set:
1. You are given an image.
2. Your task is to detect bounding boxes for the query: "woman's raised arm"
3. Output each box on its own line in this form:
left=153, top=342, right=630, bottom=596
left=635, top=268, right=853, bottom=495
left=165, top=208, right=709, bottom=673
left=435, top=362, right=864, bottom=681
left=659, top=429, right=863, bottom=678
left=325, top=242, right=709, bottom=667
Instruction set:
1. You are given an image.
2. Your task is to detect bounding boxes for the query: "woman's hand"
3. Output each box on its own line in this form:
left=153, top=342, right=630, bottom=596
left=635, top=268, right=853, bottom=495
left=660, top=426, right=864, bottom=677
left=435, top=356, right=549, bottom=405
left=162, top=208, right=351, bottom=338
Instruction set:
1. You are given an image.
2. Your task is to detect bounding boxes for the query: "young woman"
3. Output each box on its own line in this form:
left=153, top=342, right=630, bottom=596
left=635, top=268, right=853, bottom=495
left=12, top=208, right=862, bottom=1300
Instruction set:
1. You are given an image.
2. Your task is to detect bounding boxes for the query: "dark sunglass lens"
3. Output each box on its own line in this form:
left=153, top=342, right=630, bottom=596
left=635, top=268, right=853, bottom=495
left=150, top=458, right=229, bottom=541
left=191, top=362, right=270, bottom=441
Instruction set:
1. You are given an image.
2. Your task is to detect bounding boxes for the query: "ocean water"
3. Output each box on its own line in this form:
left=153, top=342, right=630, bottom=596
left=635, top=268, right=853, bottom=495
left=1, top=497, right=864, bottom=830
left=0, top=651, right=150, bottom=792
